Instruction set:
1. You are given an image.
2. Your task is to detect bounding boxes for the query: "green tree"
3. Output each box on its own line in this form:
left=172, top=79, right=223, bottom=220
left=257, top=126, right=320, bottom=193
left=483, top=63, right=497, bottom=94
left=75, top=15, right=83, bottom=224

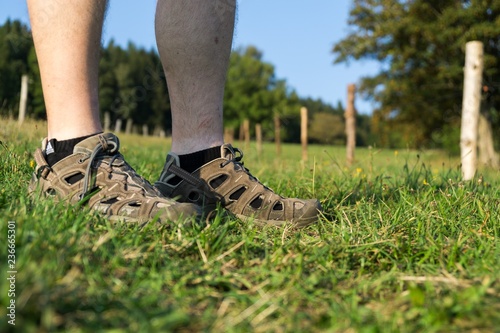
left=309, top=113, right=345, bottom=145
left=356, top=113, right=374, bottom=147
left=145, top=53, right=172, bottom=134
left=0, top=19, right=33, bottom=117
left=303, top=98, right=374, bottom=146
left=293, top=98, right=344, bottom=144
left=98, top=41, right=171, bottom=132
left=27, top=46, right=45, bottom=119
left=98, top=40, right=120, bottom=124
left=0, top=19, right=347, bottom=143
left=224, top=46, right=297, bottom=139
left=333, top=0, right=500, bottom=148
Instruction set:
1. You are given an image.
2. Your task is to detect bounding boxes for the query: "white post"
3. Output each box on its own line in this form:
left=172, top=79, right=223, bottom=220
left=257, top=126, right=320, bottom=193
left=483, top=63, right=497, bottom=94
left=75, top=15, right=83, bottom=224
left=18, top=75, right=29, bottom=125
left=460, top=41, right=483, bottom=181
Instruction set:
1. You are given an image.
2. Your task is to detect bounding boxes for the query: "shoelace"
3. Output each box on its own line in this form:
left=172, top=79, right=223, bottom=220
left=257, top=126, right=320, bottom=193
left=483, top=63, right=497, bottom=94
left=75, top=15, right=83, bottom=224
left=79, top=138, right=151, bottom=201
left=221, top=146, right=244, bottom=168
left=222, top=146, right=273, bottom=192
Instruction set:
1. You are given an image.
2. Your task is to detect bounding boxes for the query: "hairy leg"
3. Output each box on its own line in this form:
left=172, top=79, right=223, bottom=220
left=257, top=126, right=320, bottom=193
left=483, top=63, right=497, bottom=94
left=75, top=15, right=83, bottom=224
left=27, top=0, right=107, bottom=140
left=154, top=1, right=321, bottom=226
left=155, top=0, right=236, bottom=154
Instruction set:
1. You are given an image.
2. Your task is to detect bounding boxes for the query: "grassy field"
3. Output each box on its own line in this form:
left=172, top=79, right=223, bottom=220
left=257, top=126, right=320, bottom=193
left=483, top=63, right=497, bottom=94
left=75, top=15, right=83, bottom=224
left=1, top=118, right=499, bottom=332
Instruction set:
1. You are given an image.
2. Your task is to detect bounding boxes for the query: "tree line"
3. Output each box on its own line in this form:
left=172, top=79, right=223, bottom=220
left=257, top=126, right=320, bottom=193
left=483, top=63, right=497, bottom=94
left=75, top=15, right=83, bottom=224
left=1, top=19, right=374, bottom=146
left=6, top=2, right=498, bottom=154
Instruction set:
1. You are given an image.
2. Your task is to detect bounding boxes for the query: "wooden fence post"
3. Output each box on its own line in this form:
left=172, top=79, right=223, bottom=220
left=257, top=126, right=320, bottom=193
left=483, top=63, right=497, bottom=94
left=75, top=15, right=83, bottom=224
left=243, top=119, right=250, bottom=150
left=125, top=118, right=133, bottom=135
left=301, top=107, right=308, bottom=161
left=274, top=114, right=281, bottom=156
left=345, top=84, right=357, bottom=165
left=104, top=112, right=111, bottom=132
left=478, top=113, right=500, bottom=167
left=256, top=123, right=263, bottom=156
left=18, top=74, right=28, bottom=125
left=460, top=41, right=483, bottom=180
left=114, top=119, right=122, bottom=133
left=224, top=127, right=234, bottom=144
left=239, top=122, right=245, bottom=141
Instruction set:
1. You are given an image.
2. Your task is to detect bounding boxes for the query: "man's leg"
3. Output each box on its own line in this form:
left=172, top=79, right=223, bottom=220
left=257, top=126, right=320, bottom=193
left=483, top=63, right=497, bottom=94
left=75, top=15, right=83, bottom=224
left=27, top=0, right=200, bottom=223
left=28, top=0, right=104, bottom=141
left=155, top=0, right=234, bottom=154
left=154, top=0, right=321, bottom=227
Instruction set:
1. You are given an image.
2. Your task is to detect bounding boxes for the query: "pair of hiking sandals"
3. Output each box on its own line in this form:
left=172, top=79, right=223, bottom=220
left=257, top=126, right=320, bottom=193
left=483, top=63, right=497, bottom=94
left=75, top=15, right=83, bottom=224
left=29, top=133, right=321, bottom=228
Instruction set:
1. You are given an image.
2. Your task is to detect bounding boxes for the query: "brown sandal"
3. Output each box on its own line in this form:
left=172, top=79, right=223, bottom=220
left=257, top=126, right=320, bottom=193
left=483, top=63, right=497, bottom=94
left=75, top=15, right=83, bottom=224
left=155, top=144, right=321, bottom=227
left=29, top=133, right=201, bottom=224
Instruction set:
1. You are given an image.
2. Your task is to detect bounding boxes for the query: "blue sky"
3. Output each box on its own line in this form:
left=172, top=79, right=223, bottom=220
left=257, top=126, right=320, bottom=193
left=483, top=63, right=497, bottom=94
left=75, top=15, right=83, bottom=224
left=1, top=0, right=380, bottom=114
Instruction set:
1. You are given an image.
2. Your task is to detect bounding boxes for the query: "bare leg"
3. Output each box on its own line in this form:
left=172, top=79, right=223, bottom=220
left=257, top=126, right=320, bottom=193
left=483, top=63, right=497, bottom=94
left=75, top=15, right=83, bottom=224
left=27, top=0, right=106, bottom=140
left=155, top=0, right=235, bottom=154
left=27, top=0, right=201, bottom=223
left=153, top=1, right=321, bottom=226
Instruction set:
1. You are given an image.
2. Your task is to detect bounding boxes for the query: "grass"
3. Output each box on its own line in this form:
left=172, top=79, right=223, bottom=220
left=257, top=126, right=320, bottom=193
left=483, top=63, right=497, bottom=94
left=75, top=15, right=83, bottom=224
left=0, top=118, right=499, bottom=332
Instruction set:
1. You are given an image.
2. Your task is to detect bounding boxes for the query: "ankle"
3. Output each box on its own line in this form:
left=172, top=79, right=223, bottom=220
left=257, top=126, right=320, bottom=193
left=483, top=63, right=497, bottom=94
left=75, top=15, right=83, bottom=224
left=178, top=146, right=221, bottom=172
left=45, top=132, right=101, bottom=166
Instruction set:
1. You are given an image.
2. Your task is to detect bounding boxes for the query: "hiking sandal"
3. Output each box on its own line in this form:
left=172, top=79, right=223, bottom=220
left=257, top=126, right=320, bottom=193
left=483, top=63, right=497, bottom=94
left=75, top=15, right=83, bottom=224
left=155, top=144, right=321, bottom=227
left=29, top=133, right=201, bottom=224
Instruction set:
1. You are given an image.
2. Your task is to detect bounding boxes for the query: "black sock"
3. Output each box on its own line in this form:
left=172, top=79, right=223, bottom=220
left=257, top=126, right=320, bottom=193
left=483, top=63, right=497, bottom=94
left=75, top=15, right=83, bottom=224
left=45, top=133, right=99, bottom=166
left=178, top=146, right=221, bottom=172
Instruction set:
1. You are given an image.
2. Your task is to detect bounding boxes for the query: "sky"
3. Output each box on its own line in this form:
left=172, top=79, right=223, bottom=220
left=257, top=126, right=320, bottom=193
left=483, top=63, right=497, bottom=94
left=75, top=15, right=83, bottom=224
left=1, top=0, right=380, bottom=114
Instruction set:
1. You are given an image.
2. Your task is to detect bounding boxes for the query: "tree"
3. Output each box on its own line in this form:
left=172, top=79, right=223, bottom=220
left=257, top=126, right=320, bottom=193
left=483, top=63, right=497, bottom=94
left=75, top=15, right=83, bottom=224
left=98, top=41, right=172, bottom=133
left=0, top=19, right=33, bottom=117
left=300, top=98, right=344, bottom=145
left=27, top=46, right=45, bottom=119
left=309, top=113, right=345, bottom=145
left=1, top=19, right=368, bottom=144
left=223, top=46, right=298, bottom=140
left=224, top=46, right=275, bottom=126
left=333, top=0, right=500, bottom=149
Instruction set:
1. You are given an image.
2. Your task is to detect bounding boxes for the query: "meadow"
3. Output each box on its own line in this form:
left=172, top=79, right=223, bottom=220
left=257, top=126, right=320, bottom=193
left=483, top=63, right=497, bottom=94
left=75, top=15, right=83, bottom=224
left=0, top=118, right=499, bottom=332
